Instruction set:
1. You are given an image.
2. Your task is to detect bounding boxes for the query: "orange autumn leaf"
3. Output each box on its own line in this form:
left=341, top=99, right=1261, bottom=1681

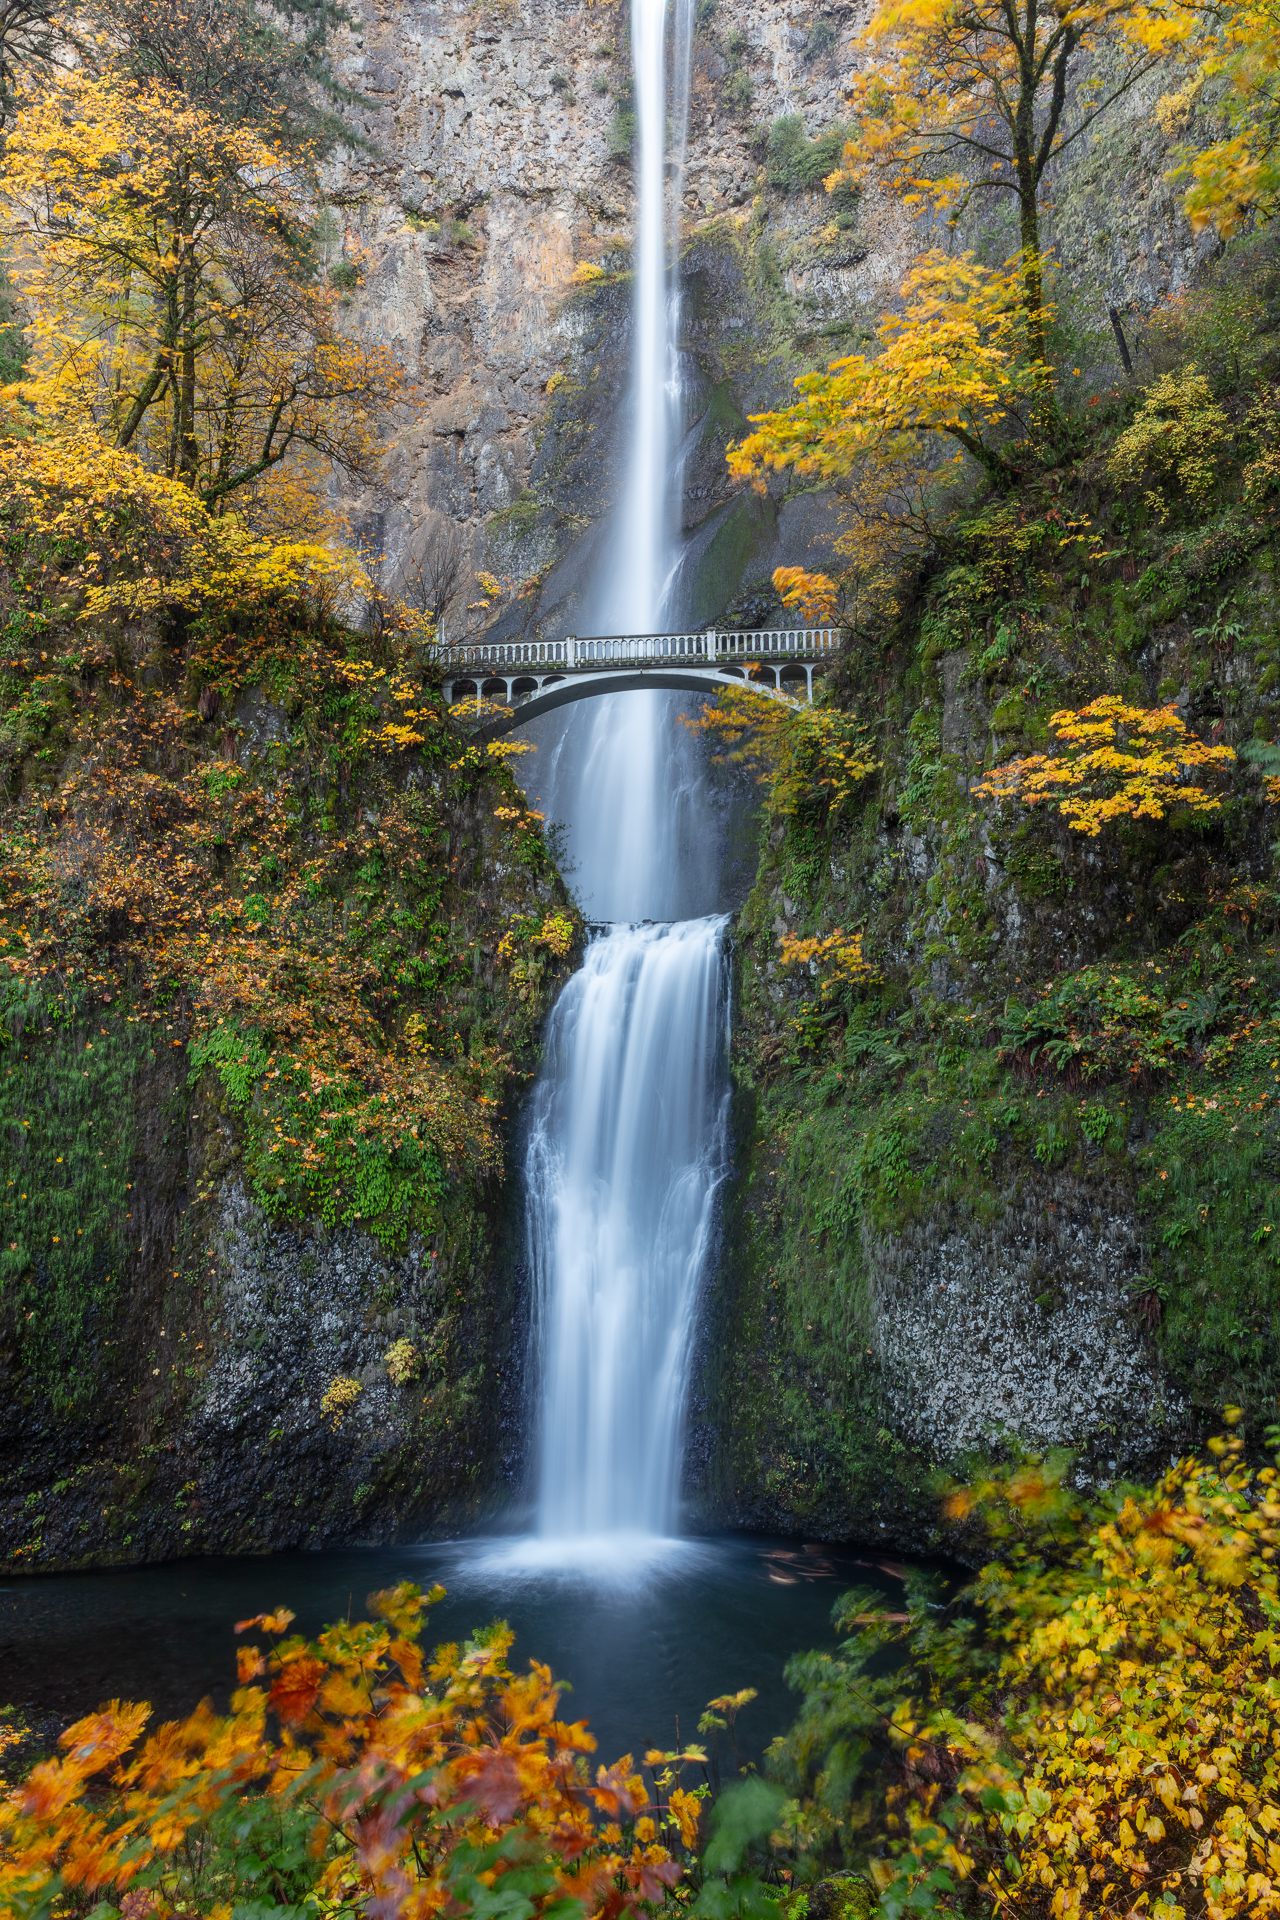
left=267, top=1655, right=328, bottom=1725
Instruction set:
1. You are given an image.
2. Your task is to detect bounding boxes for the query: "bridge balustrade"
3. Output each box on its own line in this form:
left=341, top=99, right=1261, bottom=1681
left=434, top=627, right=840, bottom=671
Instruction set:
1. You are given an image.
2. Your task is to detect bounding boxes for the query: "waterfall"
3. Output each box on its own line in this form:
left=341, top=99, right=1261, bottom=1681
left=527, top=0, right=702, bottom=928
left=510, top=0, right=722, bottom=1555
left=526, top=920, right=728, bottom=1541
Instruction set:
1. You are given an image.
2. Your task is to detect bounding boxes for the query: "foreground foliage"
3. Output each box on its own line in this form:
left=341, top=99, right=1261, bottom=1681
left=6, top=1437, right=1278, bottom=1920
left=0, top=1582, right=699, bottom=1919
left=767, top=1425, right=1280, bottom=1918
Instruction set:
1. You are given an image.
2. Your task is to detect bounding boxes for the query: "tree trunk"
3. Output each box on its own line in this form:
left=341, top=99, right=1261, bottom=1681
left=1015, top=143, right=1046, bottom=367
left=178, top=247, right=199, bottom=485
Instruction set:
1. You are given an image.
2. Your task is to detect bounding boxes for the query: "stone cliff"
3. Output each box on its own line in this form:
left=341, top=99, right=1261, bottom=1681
left=327, top=2, right=1215, bottom=633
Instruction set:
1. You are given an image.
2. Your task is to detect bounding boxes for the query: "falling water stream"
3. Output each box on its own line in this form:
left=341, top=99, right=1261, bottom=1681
left=517, top=0, right=723, bottom=1561
left=526, top=917, right=728, bottom=1547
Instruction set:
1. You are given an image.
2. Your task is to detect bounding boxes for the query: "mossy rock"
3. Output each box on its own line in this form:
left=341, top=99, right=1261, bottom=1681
left=991, top=692, right=1026, bottom=734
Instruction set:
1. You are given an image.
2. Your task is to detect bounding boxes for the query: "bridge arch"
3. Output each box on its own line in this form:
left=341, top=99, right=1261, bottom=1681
left=438, top=627, right=843, bottom=738
left=474, top=667, right=745, bottom=739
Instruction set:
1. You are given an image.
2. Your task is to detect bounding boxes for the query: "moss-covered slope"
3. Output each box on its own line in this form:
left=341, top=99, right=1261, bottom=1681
left=0, top=568, right=580, bottom=1570
left=693, top=248, right=1280, bottom=1545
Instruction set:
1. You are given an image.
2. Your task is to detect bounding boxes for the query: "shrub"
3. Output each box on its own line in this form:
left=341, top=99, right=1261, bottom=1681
left=975, top=695, right=1235, bottom=837
left=0, top=1585, right=695, bottom=1918
left=804, top=18, right=838, bottom=61
left=723, top=70, right=754, bottom=113
left=608, top=104, right=636, bottom=158
left=320, top=1374, right=362, bottom=1423
left=1107, top=366, right=1232, bottom=518
left=767, top=114, right=848, bottom=190
left=533, top=911, right=576, bottom=959
left=767, top=1426, right=1280, bottom=1919
left=383, top=1338, right=419, bottom=1385
left=778, top=928, right=878, bottom=1000
left=685, top=687, right=880, bottom=824
left=1143, top=282, right=1269, bottom=393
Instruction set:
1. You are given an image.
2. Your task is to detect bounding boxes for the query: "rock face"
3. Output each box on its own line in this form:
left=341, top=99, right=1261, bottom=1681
left=328, top=3, right=1209, bottom=630
left=867, top=1190, right=1180, bottom=1466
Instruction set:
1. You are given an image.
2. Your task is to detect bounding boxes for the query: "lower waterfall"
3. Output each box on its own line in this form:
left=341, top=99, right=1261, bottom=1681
left=526, top=917, right=729, bottom=1543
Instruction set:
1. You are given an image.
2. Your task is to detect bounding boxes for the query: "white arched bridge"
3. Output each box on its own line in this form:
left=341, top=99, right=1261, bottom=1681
left=438, top=626, right=842, bottom=736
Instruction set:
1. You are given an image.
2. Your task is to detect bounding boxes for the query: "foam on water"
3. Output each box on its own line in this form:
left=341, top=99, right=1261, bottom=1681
left=460, top=1531, right=713, bottom=1589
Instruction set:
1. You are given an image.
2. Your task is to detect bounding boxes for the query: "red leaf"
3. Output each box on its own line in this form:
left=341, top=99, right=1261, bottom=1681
left=268, top=1655, right=326, bottom=1725
left=459, top=1749, right=522, bottom=1824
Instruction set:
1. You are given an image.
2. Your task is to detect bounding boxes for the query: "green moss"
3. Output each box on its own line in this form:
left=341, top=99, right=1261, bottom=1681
left=487, top=489, right=541, bottom=537
left=683, top=492, right=778, bottom=629
left=700, top=377, right=747, bottom=439
left=0, top=978, right=141, bottom=1411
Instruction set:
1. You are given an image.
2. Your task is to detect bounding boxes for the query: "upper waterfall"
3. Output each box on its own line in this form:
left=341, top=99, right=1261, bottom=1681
left=517, top=0, right=702, bottom=926
left=595, top=0, right=694, bottom=639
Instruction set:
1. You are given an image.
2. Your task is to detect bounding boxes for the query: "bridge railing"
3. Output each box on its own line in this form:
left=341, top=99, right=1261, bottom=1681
left=433, top=627, right=841, bottom=674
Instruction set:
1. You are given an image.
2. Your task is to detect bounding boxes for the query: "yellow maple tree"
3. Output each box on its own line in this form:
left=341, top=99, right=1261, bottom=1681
left=974, top=695, right=1236, bottom=835
left=773, top=1424, right=1280, bottom=1919
left=908, top=1433, right=1280, bottom=1915
left=729, top=251, right=1051, bottom=563
left=829, top=0, right=1171, bottom=356
left=0, top=427, right=371, bottom=623
left=1139, top=0, right=1280, bottom=234
left=1, top=63, right=404, bottom=510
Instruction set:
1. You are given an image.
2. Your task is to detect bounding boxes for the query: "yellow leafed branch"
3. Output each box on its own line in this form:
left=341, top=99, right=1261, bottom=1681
left=975, top=695, right=1235, bottom=836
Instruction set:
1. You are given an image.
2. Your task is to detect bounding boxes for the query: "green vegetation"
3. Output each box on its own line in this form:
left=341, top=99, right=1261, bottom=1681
left=0, top=980, right=140, bottom=1411
left=765, top=115, right=849, bottom=192
left=710, top=231, right=1280, bottom=1525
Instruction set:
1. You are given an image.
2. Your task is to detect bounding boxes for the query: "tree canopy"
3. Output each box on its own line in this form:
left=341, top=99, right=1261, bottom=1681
left=2, top=63, right=402, bottom=509
left=827, top=0, right=1164, bottom=353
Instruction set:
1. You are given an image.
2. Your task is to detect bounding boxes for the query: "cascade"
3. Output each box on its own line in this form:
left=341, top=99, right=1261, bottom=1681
left=519, top=0, right=724, bottom=1554
left=525, top=918, right=728, bottom=1541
